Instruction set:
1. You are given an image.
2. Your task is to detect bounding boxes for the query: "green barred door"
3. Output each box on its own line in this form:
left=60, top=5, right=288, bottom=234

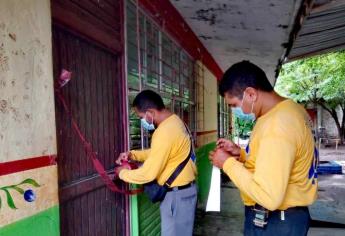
left=131, top=194, right=161, bottom=236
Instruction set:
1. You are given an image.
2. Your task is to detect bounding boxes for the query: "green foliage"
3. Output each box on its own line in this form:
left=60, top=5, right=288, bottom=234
left=0, top=178, right=40, bottom=210
left=276, top=51, right=345, bottom=106
left=19, top=178, right=40, bottom=187
left=275, top=50, right=345, bottom=141
left=234, top=117, right=255, bottom=139
left=2, top=189, right=17, bottom=209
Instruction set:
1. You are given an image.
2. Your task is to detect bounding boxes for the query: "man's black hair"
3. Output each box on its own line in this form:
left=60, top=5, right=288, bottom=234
left=219, top=60, right=273, bottom=98
left=132, top=90, right=165, bottom=112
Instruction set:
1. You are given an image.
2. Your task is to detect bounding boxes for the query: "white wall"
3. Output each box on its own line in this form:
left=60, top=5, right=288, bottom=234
left=196, top=61, right=218, bottom=146
left=0, top=0, right=56, bottom=162
left=320, top=106, right=343, bottom=138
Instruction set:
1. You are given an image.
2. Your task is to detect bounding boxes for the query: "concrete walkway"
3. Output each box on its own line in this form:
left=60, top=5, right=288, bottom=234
left=194, top=182, right=244, bottom=236
left=310, top=145, right=345, bottom=225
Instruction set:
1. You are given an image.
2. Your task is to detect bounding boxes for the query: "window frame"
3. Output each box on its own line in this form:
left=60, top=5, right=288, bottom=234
left=218, top=96, right=231, bottom=138
left=125, top=0, right=197, bottom=149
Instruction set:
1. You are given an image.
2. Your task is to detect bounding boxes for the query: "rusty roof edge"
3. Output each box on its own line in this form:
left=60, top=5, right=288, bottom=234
left=273, top=0, right=315, bottom=86
left=312, top=0, right=345, bottom=14
left=287, top=43, right=345, bottom=62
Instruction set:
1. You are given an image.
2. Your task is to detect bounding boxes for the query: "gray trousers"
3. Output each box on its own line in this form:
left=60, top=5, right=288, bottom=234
left=160, top=184, right=197, bottom=236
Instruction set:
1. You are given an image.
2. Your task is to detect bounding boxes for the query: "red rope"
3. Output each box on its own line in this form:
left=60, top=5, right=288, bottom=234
left=55, top=87, right=142, bottom=195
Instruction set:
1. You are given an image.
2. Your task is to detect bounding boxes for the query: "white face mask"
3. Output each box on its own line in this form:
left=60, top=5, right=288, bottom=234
left=140, top=112, right=155, bottom=131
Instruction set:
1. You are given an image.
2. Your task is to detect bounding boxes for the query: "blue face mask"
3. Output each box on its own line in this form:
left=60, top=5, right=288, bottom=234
left=231, top=93, right=256, bottom=122
left=141, top=113, right=155, bottom=131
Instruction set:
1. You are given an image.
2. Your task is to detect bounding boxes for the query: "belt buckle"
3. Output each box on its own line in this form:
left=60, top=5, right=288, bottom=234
left=253, top=206, right=268, bottom=228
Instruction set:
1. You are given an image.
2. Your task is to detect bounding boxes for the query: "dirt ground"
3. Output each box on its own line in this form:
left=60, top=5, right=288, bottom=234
left=309, top=145, right=345, bottom=226
left=319, top=145, right=345, bottom=162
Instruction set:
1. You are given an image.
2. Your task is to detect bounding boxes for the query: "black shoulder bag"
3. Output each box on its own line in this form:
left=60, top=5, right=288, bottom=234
left=144, top=123, right=194, bottom=203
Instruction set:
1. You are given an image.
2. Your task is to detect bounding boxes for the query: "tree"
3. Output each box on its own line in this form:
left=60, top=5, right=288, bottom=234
left=234, top=117, right=255, bottom=140
left=275, top=50, right=345, bottom=143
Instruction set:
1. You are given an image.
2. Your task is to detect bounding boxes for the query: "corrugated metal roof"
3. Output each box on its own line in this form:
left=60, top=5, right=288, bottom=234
left=287, top=0, right=345, bottom=60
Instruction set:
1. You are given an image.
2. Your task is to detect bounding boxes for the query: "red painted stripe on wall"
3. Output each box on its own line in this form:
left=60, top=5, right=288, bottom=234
left=139, top=0, right=224, bottom=80
left=0, top=155, right=57, bottom=176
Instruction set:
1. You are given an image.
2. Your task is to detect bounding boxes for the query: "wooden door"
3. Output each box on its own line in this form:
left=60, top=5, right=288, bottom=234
left=51, top=1, right=128, bottom=235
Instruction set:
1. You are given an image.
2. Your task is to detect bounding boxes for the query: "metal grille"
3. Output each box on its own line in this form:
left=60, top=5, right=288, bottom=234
left=218, top=96, right=231, bottom=138
left=126, top=0, right=197, bottom=150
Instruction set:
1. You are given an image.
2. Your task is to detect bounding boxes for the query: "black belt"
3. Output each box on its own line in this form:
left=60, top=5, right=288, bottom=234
left=250, top=204, right=308, bottom=213
left=253, top=204, right=269, bottom=213
left=167, top=181, right=194, bottom=192
left=247, top=204, right=309, bottom=228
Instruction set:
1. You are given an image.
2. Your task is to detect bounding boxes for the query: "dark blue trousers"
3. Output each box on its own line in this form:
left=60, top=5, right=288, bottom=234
left=244, top=206, right=310, bottom=236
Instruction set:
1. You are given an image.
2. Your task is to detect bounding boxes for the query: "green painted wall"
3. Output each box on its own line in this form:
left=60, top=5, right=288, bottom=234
left=131, top=142, right=215, bottom=235
left=0, top=206, right=60, bottom=236
left=195, top=142, right=216, bottom=208
left=130, top=185, right=160, bottom=236
left=131, top=194, right=140, bottom=236
left=137, top=194, right=160, bottom=236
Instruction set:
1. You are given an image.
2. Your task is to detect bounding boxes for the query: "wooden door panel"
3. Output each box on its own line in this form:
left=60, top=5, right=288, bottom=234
left=53, top=24, right=126, bottom=236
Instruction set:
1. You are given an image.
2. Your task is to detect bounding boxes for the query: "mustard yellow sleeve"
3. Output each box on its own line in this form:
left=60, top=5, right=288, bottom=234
left=239, top=148, right=246, bottom=163
left=130, top=149, right=151, bottom=162
left=223, top=130, right=296, bottom=211
left=119, top=131, right=172, bottom=184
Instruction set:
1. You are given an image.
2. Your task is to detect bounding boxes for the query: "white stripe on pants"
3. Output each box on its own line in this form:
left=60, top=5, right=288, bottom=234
left=160, top=184, right=197, bottom=236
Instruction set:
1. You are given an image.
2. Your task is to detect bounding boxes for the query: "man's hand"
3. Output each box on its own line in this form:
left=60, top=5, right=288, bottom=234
left=116, top=152, right=132, bottom=165
left=216, top=138, right=241, bottom=156
left=209, top=148, right=237, bottom=169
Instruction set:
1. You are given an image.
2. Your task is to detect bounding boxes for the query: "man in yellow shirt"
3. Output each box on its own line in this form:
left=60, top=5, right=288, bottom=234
left=209, top=61, right=318, bottom=235
left=115, top=90, right=197, bottom=236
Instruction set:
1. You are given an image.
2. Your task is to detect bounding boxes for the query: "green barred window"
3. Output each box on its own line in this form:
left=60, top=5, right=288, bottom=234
left=218, top=96, right=231, bottom=138
left=126, top=0, right=196, bottom=149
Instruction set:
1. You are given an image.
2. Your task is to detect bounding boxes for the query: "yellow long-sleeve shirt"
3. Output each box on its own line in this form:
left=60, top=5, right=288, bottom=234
left=119, top=114, right=196, bottom=187
left=223, top=99, right=318, bottom=211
